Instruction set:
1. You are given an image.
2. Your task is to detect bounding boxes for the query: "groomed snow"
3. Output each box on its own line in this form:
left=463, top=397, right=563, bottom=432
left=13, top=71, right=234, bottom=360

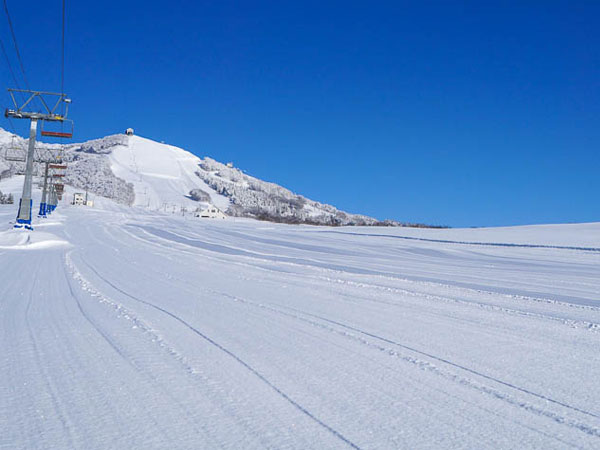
left=1, top=184, right=599, bottom=449
left=108, top=135, right=230, bottom=211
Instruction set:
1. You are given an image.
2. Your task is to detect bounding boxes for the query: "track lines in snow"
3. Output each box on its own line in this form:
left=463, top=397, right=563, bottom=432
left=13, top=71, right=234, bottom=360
left=62, top=257, right=226, bottom=446
left=24, top=262, right=76, bottom=448
left=314, top=276, right=600, bottom=333
left=316, top=230, right=600, bottom=253
left=65, top=251, right=209, bottom=380
left=65, top=251, right=291, bottom=448
left=105, top=222, right=600, bottom=424
left=136, top=225, right=600, bottom=334
left=232, top=256, right=600, bottom=334
left=303, top=310, right=600, bottom=421
left=63, top=262, right=134, bottom=364
left=59, top=216, right=600, bottom=447
left=68, top=253, right=363, bottom=450
left=73, top=234, right=600, bottom=444
left=111, top=224, right=600, bottom=336
left=126, top=220, right=600, bottom=315
left=197, top=289, right=600, bottom=441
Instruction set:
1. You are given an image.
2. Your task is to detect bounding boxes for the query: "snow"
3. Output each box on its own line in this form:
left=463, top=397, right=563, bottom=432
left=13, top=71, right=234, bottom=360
left=327, top=222, right=600, bottom=249
left=108, top=135, right=230, bottom=211
left=0, top=127, right=381, bottom=224
left=0, top=173, right=24, bottom=195
left=1, top=179, right=600, bottom=449
left=195, top=157, right=378, bottom=225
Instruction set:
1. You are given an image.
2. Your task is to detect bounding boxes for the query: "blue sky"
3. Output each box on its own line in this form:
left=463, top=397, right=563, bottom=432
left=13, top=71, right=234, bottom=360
left=1, top=1, right=598, bottom=227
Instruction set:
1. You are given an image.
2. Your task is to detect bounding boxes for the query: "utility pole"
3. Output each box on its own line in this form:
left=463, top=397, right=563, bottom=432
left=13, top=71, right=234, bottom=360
left=5, top=89, right=72, bottom=229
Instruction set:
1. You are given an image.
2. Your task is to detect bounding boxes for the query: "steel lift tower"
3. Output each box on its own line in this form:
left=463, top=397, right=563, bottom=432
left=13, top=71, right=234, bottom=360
left=46, top=164, right=66, bottom=214
left=37, top=149, right=66, bottom=217
left=5, top=89, right=72, bottom=229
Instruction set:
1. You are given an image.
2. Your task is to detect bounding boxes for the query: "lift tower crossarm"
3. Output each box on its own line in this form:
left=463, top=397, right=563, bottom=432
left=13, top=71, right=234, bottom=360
left=5, top=88, right=70, bottom=121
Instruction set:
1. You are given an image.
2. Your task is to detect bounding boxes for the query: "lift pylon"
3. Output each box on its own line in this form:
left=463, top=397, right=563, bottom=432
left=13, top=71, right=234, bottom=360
left=38, top=162, right=50, bottom=217
left=5, top=89, right=72, bottom=229
left=38, top=158, right=67, bottom=217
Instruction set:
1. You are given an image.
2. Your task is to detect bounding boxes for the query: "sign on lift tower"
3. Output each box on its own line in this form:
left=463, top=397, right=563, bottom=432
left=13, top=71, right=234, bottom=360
left=4, top=89, right=73, bottom=229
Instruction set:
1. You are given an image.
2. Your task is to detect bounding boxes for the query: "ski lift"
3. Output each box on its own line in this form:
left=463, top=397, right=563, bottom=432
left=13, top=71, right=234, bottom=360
left=4, top=136, right=26, bottom=162
left=40, top=118, right=74, bottom=139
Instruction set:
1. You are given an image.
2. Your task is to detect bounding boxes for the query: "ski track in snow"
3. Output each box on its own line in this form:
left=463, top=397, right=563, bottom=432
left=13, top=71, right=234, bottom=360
left=99, top=215, right=600, bottom=444
left=315, top=230, right=600, bottom=253
left=1, top=199, right=599, bottom=449
left=69, top=253, right=361, bottom=450
left=122, top=221, right=600, bottom=332
left=76, top=234, right=600, bottom=440
left=24, top=263, right=76, bottom=447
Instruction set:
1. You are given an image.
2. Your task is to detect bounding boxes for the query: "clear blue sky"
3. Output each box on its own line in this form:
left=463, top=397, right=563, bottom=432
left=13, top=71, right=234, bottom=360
left=1, top=1, right=598, bottom=227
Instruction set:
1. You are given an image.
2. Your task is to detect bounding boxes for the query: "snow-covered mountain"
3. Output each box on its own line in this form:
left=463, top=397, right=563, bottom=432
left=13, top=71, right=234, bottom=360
left=0, top=128, right=385, bottom=225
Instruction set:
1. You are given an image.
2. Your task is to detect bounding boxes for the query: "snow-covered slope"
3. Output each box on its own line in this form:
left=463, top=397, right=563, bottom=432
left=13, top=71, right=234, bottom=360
left=0, top=128, right=381, bottom=225
left=1, top=184, right=599, bottom=449
left=107, top=135, right=230, bottom=211
left=195, top=157, right=378, bottom=225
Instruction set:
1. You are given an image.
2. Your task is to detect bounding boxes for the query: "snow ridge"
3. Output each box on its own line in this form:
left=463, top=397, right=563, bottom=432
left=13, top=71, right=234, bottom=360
left=0, top=128, right=385, bottom=225
left=196, top=157, right=378, bottom=225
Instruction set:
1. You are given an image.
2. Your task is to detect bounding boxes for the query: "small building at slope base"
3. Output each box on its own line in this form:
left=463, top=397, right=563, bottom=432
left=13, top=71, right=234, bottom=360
left=194, top=205, right=226, bottom=219
left=72, top=193, right=93, bottom=207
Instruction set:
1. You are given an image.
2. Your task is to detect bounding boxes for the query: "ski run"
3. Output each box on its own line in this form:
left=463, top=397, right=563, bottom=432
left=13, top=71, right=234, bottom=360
left=1, top=178, right=599, bottom=449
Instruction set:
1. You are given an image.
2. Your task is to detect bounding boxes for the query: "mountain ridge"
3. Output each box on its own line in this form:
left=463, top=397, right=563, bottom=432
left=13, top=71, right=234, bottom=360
left=0, top=128, right=404, bottom=226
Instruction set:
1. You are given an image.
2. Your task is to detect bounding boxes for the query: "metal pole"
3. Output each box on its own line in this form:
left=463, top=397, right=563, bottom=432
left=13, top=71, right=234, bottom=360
left=46, top=180, right=52, bottom=214
left=38, top=162, right=49, bottom=217
left=15, top=119, right=37, bottom=229
left=48, top=178, right=57, bottom=213
left=52, top=180, right=58, bottom=210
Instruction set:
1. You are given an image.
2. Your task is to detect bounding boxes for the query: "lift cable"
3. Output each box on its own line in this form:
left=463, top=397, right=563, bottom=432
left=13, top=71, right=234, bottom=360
left=61, top=0, right=65, bottom=96
left=3, top=0, right=47, bottom=113
left=3, top=0, right=29, bottom=90
left=0, top=39, right=21, bottom=134
left=0, top=37, right=21, bottom=92
left=60, top=0, right=66, bottom=125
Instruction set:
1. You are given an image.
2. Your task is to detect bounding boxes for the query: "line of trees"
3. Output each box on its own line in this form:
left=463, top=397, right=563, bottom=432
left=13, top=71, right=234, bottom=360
left=0, top=190, right=14, bottom=204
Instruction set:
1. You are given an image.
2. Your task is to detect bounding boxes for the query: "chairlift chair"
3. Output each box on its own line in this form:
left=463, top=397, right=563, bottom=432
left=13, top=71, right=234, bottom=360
left=40, top=118, right=73, bottom=139
left=4, top=136, right=26, bottom=162
left=4, top=147, right=26, bottom=162
left=54, top=183, right=65, bottom=200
